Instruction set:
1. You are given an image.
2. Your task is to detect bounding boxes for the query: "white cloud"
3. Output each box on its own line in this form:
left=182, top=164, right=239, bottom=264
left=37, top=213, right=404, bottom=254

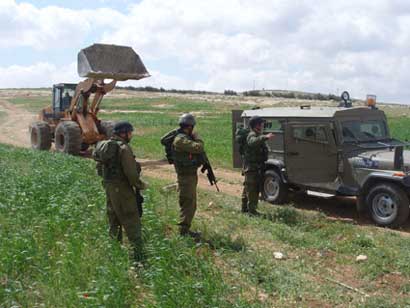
left=0, top=1, right=124, bottom=49
left=0, top=62, right=78, bottom=88
left=2, top=0, right=410, bottom=103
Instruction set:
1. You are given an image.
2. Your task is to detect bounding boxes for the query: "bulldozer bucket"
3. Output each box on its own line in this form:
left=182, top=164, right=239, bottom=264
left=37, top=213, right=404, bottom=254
left=77, top=43, right=150, bottom=81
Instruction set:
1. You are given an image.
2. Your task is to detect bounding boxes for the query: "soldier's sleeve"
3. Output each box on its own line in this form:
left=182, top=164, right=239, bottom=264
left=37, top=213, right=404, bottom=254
left=173, top=135, right=204, bottom=154
left=120, top=145, right=143, bottom=188
left=247, top=133, right=268, bottom=148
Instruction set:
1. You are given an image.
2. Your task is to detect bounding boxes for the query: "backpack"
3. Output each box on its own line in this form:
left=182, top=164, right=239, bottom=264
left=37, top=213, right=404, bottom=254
left=92, top=139, right=120, bottom=164
left=235, top=127, right=250, bottom=156
left=160, top=128, right=179, bottom=164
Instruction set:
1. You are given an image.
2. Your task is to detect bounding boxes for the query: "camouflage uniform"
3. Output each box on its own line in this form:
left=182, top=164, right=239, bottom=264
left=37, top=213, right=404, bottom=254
left=172, top=131, right=204, bottom=234
left=241, top=130, right=269, bottom=214
left=100, top=135, right=145, bottom=256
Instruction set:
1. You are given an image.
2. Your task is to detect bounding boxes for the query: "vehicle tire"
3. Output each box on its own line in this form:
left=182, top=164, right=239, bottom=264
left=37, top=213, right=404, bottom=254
left=30, top=121, right=52, bottom=150
left=366, top=183, right=410, bottom=227
left=262, top=169, right=288, bottom=204
left=100, top=120, right=116, bottom=138
left=54, top=121, right=82, bottom=155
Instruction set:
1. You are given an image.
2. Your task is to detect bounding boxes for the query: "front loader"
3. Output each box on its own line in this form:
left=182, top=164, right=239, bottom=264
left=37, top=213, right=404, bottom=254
left=30, top=43, right=149, bottom=155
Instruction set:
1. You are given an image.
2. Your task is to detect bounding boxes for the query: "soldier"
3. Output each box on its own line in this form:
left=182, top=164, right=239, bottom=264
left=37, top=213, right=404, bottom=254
left=172, top=113, right=204, bottom=238
left=241, top=116, right=274, bottom=215
left=96, top=121, right=146, bottom=261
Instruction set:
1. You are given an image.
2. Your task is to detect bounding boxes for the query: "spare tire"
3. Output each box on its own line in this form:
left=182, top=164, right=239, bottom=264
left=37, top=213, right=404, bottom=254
left=30, top=121, right=52, bottom=151
left=55, top=121, right=82, bottom=155
left=100, top=120, right=116, bottom=138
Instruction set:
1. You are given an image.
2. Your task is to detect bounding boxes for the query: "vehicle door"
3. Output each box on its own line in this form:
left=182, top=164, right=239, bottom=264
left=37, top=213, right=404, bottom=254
left=284, top=122, right=338, bottom=188
left=53, top=86, right=62, bottom=114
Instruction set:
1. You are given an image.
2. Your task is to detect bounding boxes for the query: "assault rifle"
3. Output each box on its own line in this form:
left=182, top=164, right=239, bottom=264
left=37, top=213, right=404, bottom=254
left=200, top=153, right=220, bottom=192
left=135, top=190, right=144, bottom=217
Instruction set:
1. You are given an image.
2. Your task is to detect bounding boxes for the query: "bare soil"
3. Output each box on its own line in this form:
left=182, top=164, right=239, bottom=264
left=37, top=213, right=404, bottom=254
left=0, top=99, right=34, bottom=148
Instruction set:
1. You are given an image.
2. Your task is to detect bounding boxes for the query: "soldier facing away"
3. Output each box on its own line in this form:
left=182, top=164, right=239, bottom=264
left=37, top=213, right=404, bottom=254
left=171, top=113, right=205, bottom=238
left=93, top=121, right=146, bottom=261
left=241, top=116, right=274, bottom=215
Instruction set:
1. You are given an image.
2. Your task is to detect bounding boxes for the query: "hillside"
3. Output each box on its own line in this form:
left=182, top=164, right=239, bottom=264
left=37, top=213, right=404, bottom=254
left=1, top=89, right=410, bottom=307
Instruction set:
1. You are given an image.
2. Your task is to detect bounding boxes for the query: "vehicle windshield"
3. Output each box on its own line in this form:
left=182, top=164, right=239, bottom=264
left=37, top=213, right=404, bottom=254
left=63, top=87, right=75, bottom=98
left=341, top=120, right=389, bottom=142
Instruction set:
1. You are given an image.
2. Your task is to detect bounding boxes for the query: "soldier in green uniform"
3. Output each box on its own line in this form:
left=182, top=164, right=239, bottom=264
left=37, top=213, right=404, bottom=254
left=241, top=116, right=274, bottom=215
left=97, top=121, right=146, bottom=261
left=172, top=113, right=205, bottom=237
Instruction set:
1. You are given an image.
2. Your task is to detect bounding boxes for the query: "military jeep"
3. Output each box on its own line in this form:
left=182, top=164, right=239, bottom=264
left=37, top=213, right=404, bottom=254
left=232, top=105, right=410, bottom=227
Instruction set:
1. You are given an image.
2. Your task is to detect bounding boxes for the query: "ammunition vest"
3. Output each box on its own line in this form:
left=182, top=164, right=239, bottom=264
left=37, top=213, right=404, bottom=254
left=172, top=133, right=203, bottom=174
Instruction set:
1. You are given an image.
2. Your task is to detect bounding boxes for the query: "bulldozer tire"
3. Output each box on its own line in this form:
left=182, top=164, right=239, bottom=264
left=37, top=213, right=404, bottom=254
left=55, top=121, right=82, bottom=155
left=100, top=120, right=116, bottom=138
left=30, top=121, right=52, bottom=151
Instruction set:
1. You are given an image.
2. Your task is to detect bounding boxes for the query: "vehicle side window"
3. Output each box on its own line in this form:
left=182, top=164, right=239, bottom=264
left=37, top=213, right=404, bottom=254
left=293, top=125, right=328, bottom=143
left=264, top=119, right=282, bottom=132
left=316, top=127, right=327, bottom=142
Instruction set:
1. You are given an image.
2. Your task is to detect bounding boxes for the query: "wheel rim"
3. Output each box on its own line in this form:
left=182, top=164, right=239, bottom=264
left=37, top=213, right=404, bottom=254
left=371, top=193, right=398, bottom=221
left=264, top=175, right=280, bottom=200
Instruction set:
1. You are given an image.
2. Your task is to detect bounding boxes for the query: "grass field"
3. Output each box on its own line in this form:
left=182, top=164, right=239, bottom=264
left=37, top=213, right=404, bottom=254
left=1, top=144, right=410, bottom=307
left=9, top=94, right=410, bottom=170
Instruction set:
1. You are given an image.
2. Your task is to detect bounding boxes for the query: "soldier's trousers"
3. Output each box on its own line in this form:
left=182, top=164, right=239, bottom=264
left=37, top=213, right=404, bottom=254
left=177, top=173, right=198, bottom=233
left=242, top=171, right=261, bottom=213
left=105, top=182, right=142, bottom=249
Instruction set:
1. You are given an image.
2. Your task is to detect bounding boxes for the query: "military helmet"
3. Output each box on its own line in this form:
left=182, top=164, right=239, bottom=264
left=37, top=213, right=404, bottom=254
left=178, top=113, right=196, bottom=127
left=249, top=116, right=265, bottom=128
left=113, top=121, right=134, bottom=134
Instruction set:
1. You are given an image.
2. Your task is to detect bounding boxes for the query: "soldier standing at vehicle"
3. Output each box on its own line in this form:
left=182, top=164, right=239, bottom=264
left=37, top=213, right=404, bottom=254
left=241, top=116, right=274, bottom=215
left=94, top=121, right=146, bottom=261
left=172, top=113, right=204, bottom=238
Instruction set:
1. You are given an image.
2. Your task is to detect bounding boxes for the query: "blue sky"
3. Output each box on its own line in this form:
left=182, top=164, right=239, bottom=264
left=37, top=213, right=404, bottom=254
left=2, top=0, right=410, bottom=103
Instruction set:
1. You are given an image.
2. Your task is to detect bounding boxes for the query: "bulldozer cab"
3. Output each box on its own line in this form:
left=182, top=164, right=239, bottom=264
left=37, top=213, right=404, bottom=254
left=52, top=83, right=76, bottom=113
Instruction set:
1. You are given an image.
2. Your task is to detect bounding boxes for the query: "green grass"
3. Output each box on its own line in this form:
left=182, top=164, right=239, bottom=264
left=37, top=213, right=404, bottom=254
left=99, top=96, right=247, bottom=169
left=1, top=144, right=410, bottom=306
left=100, top=111, right=233, bottom=169
left=0, top=144, right=254, bottom=307
left=388, top=117, right=410, bottom=142
left=8, top=97, right=50, bottom=112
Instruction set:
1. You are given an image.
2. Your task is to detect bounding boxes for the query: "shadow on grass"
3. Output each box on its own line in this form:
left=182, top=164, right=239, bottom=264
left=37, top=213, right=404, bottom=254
left=262, top=205, right=301, bottom=226
left=187, top=232, right=246, bottom=252
left=268, top=192, right=410, bottom=232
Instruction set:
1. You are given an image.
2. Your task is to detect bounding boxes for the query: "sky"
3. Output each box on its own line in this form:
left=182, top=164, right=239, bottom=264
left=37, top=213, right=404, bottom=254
left=1, top=0, right=410, bottom=103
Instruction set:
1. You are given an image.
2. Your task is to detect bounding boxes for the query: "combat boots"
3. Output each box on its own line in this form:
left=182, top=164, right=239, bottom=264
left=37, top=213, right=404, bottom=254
left=180, top=227, right=201, bottom=240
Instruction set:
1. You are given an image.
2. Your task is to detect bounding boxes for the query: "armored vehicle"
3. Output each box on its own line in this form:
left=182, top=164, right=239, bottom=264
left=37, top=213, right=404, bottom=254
left=232, top=103, right=410, bottom=227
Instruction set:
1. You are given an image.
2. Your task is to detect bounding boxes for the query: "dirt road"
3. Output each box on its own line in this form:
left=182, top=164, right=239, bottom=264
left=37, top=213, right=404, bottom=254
left=0, top=97, right=244, bottom=196
left=0, top=100, right=34, bottom=148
